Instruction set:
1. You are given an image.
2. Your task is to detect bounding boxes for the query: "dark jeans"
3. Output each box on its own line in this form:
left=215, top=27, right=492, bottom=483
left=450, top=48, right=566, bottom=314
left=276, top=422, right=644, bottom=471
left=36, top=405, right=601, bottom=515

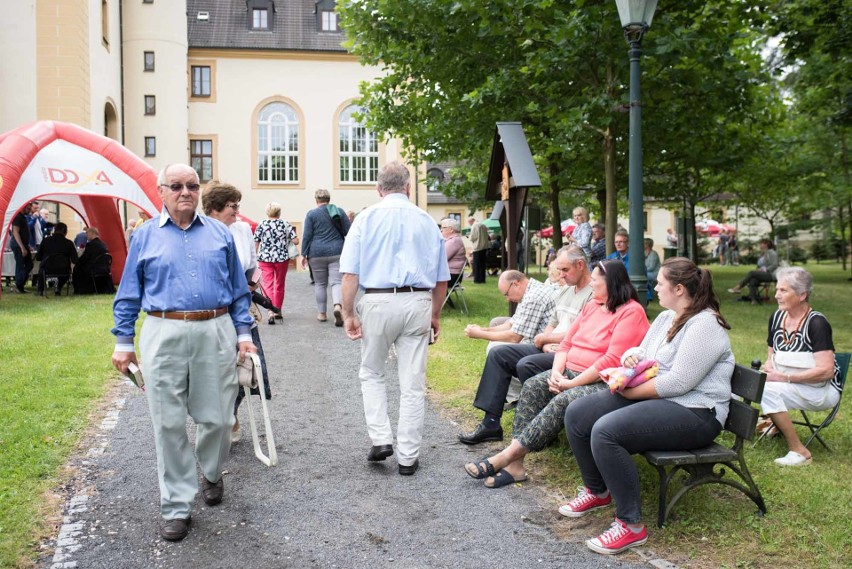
left=564, top=389, right=722, bottom=524
left=445, top=273, right=462, bottom=308
left=10, top=242, right=33, bottom=291
left=738, top=270, right=775, bottom=300
left=472, top=249, right=487, bottom=283
left=473, top=344, right=554, bottom=417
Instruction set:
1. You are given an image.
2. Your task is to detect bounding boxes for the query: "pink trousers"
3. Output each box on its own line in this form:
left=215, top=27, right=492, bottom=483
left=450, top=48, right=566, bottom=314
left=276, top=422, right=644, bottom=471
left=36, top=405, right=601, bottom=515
left=258, top=261, right=289, bottom=312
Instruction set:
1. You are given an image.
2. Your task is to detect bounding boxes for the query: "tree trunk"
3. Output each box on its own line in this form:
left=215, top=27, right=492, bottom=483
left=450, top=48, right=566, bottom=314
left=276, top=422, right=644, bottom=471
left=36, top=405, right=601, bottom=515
left=548, top=162, right=563, bottom=250
left=603, top=125, right=617, bottom=255
left=839, top=133, right=850, bottom=274
left=596, top=188, right=606, bottom=228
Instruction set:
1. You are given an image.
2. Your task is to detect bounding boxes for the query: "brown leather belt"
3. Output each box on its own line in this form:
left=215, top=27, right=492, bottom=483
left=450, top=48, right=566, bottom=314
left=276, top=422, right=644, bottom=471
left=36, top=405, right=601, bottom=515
left=146, top=307, right=228, bottom=321
left=364, top=287, right=431, bottom=294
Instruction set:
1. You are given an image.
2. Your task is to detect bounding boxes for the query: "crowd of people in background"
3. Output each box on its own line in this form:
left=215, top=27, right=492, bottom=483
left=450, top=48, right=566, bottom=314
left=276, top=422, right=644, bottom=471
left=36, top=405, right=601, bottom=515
left=4, top=199, right=112, bottom=295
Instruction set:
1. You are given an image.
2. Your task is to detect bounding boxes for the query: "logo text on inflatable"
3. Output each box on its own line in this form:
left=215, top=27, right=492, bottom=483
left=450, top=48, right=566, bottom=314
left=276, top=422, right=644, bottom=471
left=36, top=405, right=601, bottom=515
left=42, top=167, right=115, bottom=189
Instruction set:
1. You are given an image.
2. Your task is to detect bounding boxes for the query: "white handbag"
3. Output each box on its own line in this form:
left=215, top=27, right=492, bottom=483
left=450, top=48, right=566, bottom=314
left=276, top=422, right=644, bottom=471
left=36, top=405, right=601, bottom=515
left=236, top=353, right=278, bottom=466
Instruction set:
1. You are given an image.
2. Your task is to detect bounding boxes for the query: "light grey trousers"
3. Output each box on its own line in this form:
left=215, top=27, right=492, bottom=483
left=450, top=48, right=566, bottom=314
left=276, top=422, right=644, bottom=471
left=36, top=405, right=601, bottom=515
left=357, top=290, right=432, bottom=466
left=308, top=255, right=342, bottom=313
left=140, top=314, right=239, bottom=520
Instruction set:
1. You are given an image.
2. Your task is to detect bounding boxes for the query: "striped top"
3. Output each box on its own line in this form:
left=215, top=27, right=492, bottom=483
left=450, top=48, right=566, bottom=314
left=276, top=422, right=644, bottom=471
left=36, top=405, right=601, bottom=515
left=768, top=309, right=841, bottom=393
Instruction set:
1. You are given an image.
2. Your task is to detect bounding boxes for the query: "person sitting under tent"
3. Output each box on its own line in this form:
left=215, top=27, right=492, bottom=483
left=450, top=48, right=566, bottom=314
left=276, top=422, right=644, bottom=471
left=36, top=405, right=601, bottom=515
left=72, top=227, right=112, bottom=294
left=35, top=222, right=78, bottom=295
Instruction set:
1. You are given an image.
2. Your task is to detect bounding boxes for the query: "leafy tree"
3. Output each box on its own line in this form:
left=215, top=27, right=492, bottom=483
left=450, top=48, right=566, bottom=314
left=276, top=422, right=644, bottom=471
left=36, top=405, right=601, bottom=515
left=339, top=1, right=783, bottom=262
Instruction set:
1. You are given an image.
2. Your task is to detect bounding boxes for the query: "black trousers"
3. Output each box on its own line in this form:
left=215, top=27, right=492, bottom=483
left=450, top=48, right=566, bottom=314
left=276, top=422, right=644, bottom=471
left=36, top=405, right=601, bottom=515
left=473, top=343, right=555, bottom=417
left=472, top=249, right=487, bottom=283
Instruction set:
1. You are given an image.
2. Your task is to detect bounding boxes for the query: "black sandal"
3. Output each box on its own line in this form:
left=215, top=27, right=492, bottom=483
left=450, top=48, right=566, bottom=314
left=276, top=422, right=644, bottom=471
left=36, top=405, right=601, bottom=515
left=464, top=458, right=496, bottom=480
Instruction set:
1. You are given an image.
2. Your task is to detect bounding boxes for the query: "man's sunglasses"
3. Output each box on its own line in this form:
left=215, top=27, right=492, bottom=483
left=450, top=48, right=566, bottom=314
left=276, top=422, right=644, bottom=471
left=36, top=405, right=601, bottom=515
left=160, top=183, right=201, bottom=192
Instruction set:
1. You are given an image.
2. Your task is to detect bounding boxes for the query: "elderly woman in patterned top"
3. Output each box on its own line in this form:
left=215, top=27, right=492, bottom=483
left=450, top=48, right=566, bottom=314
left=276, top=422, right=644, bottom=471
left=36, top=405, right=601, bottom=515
left=567, top=206, right=592, bottom=258
left=254, top=202, right=299, bottom=325
left=561, top=257, right=734, bottom=556
left=757, top=267, right=840, bottom=467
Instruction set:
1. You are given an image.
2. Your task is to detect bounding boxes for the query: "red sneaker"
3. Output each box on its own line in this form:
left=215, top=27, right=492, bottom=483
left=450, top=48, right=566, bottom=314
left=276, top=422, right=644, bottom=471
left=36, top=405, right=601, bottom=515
left=558, top=486, right=612, bottom=518
left=586, top=518, right=648, bottom=555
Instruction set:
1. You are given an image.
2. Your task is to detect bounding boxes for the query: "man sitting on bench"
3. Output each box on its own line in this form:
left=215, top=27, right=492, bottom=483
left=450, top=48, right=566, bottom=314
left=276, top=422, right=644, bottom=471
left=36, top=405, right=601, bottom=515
left=459, top=246, right=593, bottom=444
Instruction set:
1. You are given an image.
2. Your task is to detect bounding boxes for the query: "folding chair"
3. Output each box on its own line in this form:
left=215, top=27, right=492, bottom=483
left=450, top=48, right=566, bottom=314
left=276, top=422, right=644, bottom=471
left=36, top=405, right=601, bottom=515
left=441, top=261, right=468, bottom=314
left=38, top=253, right=73, bottom=296
left=793, top=352, right=850, bottom=451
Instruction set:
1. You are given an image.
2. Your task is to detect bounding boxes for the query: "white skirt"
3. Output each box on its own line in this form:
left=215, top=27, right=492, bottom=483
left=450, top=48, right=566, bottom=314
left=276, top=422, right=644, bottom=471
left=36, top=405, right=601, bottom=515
left=760, top=381, right=840, bottom=414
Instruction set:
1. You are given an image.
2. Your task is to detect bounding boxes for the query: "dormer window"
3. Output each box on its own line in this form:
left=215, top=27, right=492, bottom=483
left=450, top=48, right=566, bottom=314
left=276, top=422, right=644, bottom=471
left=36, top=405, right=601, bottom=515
left=252, top=8, right=268, bottom=29
left=247, top=0, right=274, bottom=31
left=315, top=0, right=340, bottom=32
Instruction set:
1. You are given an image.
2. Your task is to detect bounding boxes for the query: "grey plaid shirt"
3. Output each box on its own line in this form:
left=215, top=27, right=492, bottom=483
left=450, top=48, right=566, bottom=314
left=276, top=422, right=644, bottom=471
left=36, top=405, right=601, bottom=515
left=510, top=278, right=557, bottom=343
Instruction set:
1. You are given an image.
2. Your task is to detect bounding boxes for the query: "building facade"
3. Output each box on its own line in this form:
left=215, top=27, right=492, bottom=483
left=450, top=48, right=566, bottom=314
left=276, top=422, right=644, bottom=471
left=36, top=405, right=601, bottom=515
left=0, top=0, right=426, bottom=238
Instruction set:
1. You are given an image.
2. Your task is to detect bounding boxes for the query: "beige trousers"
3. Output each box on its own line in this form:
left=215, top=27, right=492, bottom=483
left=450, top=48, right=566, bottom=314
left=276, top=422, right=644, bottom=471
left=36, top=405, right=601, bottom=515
left=357, top=291, right=432, bottom=466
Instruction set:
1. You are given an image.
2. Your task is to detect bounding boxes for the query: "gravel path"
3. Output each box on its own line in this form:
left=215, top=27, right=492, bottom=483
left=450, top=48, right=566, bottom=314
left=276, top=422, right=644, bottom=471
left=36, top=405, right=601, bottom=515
left=39, top=272, right=650, bottom=569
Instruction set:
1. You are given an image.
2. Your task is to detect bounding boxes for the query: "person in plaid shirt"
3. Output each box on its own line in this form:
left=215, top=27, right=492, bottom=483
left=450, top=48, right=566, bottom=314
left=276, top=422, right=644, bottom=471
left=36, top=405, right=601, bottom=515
left=464, top=270, right=556, bottom=345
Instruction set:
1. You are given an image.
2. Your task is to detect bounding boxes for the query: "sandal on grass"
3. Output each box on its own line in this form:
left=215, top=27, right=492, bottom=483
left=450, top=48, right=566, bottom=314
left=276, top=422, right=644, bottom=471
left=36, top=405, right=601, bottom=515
left=485, top=469, right=528, bottom=489
left=464, top=458, right=496, bottom=480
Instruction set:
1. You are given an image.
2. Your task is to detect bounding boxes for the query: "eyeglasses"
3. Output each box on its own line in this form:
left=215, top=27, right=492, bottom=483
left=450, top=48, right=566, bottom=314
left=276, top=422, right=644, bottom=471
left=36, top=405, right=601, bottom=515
left=160, top=182, right=201, bottom=192
left=614, top=240, right=627, bottom=244
left=226, top=203, right=240, bottom=211
left=501, top=281, right=517, bottom=297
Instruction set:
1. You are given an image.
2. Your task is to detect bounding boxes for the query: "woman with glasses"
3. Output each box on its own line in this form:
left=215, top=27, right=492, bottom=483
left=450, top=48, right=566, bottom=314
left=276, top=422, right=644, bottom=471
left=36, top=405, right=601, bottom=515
left=201, top=181, right=271, bottom=444
left=254, top=202, right=299, bottom=324
left=464, top=260, right=648, bottom=488
left=440, top=218, right=466, bottom=306
left=301, top=189, right=350, bottom=325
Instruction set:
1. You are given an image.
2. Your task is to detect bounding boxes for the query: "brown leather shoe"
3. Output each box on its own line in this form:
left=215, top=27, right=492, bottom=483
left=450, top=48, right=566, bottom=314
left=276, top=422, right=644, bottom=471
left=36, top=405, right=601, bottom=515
left=160, top=517, right=191, bottom=541
left=201, top=476, right=224, bottom=506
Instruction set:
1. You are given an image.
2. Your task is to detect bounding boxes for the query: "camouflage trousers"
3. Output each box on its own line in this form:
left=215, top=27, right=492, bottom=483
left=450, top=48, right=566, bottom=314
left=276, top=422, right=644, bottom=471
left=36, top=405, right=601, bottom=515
left=512, top=370, right=607, bottom=451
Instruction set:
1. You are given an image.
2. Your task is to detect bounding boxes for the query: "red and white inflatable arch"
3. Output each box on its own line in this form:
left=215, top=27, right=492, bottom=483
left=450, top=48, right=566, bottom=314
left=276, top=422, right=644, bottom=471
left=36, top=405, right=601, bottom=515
left=0, top=121, right=161, bottom=291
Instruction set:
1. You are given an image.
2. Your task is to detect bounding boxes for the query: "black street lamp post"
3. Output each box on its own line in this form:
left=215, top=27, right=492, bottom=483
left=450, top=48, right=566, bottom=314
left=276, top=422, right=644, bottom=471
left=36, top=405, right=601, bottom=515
left=615, top=0, right=657, bottom=306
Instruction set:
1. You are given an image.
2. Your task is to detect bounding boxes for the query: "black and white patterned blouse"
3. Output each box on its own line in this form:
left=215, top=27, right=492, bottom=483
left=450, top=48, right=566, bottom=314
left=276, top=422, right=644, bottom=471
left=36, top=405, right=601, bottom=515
left=254, top=218, right=297, bottom=263
left=767, top=309, right=842, bottom=392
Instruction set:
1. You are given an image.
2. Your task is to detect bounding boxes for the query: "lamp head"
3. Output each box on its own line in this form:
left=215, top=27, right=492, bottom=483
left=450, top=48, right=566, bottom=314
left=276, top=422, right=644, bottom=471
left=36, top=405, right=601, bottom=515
left=615, top=0, right=658, bottom=28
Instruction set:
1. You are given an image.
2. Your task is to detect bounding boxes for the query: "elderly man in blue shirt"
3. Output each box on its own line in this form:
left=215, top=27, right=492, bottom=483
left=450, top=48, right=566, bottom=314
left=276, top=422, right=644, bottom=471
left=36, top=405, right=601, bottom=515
left=111, top=163, right=255, bottom=542
left=340, top=161, right=450, bottom=476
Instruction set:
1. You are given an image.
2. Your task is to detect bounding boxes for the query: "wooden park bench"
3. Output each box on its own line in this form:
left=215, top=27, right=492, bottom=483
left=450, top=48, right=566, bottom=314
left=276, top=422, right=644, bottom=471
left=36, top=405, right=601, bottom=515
left=643, top=364, right=767, bottom=527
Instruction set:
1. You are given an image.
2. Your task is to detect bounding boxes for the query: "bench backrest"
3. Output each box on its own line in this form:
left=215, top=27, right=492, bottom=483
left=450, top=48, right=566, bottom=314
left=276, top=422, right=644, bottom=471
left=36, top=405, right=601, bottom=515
left=724, top=364, right=766, bottom=441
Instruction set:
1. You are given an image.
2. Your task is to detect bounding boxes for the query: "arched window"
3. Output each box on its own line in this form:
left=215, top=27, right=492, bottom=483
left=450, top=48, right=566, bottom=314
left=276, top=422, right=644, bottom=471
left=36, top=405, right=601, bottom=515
left=257, top=101, right=299, bottom=183
left=426, top=167, right=444, bottom=192
left=338, top=105, right=378, bottom=184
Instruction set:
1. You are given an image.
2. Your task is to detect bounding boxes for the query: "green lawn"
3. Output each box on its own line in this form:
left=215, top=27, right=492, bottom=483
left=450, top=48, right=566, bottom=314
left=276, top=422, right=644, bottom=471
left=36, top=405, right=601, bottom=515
left=0, top=293, right=118, bottom=569
left=1, top=264, right=849, bottom=568
left=429, top=263, right=851, bottom=569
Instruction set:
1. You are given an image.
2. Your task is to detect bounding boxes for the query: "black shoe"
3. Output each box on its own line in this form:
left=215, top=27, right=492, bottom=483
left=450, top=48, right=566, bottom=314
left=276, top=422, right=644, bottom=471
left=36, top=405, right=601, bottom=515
left=459, top=423, right=504, bottom=445
left=160, top=517, right=191, bottom=541
left=399, top=459, right=419, bottom=476
left=200, top=476, right=223, bottom=506
left=333, top=305, right=344, bottom=327
left=367, top=444, right=394, bottom=462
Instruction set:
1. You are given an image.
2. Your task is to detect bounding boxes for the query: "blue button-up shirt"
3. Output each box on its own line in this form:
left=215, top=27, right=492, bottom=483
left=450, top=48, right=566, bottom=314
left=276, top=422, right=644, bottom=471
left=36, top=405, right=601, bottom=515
left=112, top=211, right=253, bottom=349
left=339, top=193, right=450, bottom=288
left=606, top=251, right=629, bottom=265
